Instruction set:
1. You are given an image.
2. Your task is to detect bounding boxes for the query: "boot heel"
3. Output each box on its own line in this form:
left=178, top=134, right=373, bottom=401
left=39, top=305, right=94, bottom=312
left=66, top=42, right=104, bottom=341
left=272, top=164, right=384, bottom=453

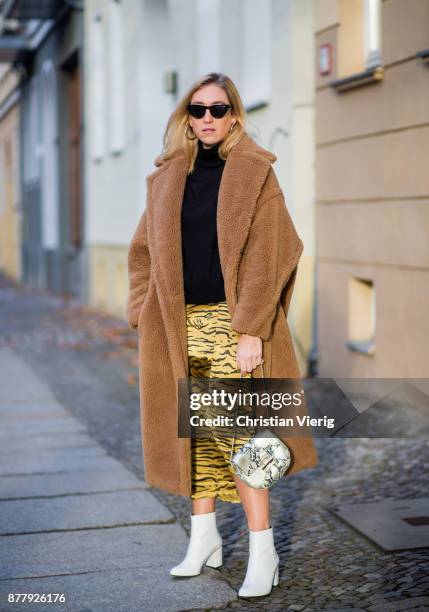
left=205, top=545, right=222, bottom=568
left=272, top=564, right=279, bottom=586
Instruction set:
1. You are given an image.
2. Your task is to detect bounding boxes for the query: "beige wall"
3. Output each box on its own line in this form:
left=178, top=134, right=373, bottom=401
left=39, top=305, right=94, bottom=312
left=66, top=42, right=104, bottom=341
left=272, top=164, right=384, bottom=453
left=89, top=245, right=129, bottom=318
left=0, top=86, right=21, bottom=281
left=315, top=0, right=429, bottom=376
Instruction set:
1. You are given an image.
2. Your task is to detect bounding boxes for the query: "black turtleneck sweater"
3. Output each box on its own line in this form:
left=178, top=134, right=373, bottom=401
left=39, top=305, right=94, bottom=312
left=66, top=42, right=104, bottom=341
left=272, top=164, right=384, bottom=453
left=181, top=138, right=227, bottom=304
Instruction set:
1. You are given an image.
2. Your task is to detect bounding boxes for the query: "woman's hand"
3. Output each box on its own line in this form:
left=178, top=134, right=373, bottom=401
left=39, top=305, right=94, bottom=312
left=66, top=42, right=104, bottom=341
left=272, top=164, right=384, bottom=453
left=236, top=333, right=263, bottom=375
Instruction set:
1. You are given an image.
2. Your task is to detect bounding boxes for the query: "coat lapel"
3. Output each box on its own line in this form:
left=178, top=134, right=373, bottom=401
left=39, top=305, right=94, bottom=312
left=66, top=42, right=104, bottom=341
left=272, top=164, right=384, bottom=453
left=216, top=144, right=275, bottom=288
left=148, top=133, right=276, bottom=378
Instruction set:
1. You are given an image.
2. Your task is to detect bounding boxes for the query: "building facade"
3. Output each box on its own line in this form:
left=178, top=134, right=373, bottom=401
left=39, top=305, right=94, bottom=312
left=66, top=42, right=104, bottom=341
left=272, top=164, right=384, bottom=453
left=315, top=0, right=429, bottom=376
left=0, top=1, right=84, bottom=297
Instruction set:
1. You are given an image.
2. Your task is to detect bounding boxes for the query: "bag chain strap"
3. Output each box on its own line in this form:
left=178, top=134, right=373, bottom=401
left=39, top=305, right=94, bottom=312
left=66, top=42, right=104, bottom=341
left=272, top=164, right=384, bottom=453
left=230, top=359, right=266, bottom=463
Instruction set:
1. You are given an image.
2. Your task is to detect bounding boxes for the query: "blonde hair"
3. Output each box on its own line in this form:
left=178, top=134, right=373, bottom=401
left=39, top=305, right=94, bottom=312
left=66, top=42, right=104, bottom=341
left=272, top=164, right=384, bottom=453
left=159, top=72, right=246, bottom=174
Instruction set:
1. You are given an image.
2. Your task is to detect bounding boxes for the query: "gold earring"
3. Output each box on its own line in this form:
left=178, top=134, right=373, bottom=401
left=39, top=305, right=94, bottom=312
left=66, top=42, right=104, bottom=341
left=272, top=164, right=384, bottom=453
left=229, top=122, right=236, bottom=132
left=185, top=124, right=197, bottom=140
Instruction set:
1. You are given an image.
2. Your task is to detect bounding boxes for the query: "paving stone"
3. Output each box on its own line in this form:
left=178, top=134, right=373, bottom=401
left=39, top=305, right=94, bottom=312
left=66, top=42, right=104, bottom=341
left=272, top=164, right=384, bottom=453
left=0, top=489, right=173, bottom=535
left=0, top=445, right=109, bottom=475
left=0, top=430, right=98, bottom=452
left=2, top=524, right=206, bottom=580
left=0, top=452, right=130, bottom=477
left=0, top=564, right=236, bottom=612
left=0, top=467, right=146, bottom=500
left=0, top=401, right=69, bottom=418
left=331, top=498, right=429, bottom=551
left=0, top=417, right=86, bottom=438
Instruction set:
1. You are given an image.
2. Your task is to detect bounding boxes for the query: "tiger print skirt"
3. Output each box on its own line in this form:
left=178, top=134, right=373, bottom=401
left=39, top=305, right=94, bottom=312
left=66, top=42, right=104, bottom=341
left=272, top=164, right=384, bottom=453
left=186, top=300, right=254, bottom=503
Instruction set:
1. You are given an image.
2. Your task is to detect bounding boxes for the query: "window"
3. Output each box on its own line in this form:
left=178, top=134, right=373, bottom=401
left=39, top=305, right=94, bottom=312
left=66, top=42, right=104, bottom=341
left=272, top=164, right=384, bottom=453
left=24, top=76, right=40, bottom=181
left=90, top=10, right=106, bottom=161
left=336, top=0, right=382, bottom=81
left=241, top=0, right=272, bottom=110
left=40, top=60, right=59, bottom=249
left=196, top=0, right=221, bottom=75
left=108, top=0, right=125, bottom=154
left=346, top=277, right=376, bottom=355
left=364, top=0, right=382, bottom=69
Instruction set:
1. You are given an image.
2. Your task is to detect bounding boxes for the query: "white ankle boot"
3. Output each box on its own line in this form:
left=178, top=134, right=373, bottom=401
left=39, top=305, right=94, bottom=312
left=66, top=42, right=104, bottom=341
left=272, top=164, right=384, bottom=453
left=170, top=511, right=222, bottom=577
left=238, top=526, right=280, bottom=597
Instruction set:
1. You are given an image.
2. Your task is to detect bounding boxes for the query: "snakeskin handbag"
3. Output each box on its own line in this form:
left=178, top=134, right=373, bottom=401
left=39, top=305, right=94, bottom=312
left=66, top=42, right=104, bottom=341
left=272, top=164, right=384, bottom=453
left=230, top=360, right=292, bottom=489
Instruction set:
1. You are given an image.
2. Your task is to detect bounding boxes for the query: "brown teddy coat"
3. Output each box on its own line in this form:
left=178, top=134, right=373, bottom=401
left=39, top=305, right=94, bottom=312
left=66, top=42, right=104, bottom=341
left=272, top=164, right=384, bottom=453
left=126, top=131, right=319, bottom=497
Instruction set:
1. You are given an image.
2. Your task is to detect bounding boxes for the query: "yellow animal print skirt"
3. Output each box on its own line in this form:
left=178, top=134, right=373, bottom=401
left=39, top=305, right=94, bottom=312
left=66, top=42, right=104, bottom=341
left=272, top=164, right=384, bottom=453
left=185, top=300, right=254, bottom=503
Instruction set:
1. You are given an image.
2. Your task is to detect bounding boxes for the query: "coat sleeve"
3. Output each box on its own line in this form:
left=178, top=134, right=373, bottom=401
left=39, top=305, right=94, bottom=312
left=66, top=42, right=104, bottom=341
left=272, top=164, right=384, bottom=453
left=126, top=209, right=151, bottom=330
left=230, top=167, right=303, bottom=342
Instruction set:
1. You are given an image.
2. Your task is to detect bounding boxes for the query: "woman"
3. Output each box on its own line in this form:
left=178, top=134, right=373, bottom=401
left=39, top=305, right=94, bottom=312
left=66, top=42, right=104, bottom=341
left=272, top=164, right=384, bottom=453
left=126, top=72, right=319, bottom=598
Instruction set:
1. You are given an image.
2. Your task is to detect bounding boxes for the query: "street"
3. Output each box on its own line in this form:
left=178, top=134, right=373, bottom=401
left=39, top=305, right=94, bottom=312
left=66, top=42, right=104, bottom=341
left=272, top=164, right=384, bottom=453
left=0, top=273, right=428, bottom=612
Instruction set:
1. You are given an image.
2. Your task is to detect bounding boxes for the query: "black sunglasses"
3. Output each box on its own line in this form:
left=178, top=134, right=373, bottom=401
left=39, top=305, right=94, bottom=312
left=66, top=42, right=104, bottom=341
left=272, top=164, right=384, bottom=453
left=187, top=103, right=232, bottom=119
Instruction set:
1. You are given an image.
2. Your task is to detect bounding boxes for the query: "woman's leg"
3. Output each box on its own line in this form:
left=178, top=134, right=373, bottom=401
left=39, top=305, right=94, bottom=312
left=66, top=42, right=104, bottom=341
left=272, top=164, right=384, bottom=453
left=234, top=475, right=279, bottom=597
left=233, top=475, right=270, bottom=530
left=192, top=497, right=215, bottom=514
